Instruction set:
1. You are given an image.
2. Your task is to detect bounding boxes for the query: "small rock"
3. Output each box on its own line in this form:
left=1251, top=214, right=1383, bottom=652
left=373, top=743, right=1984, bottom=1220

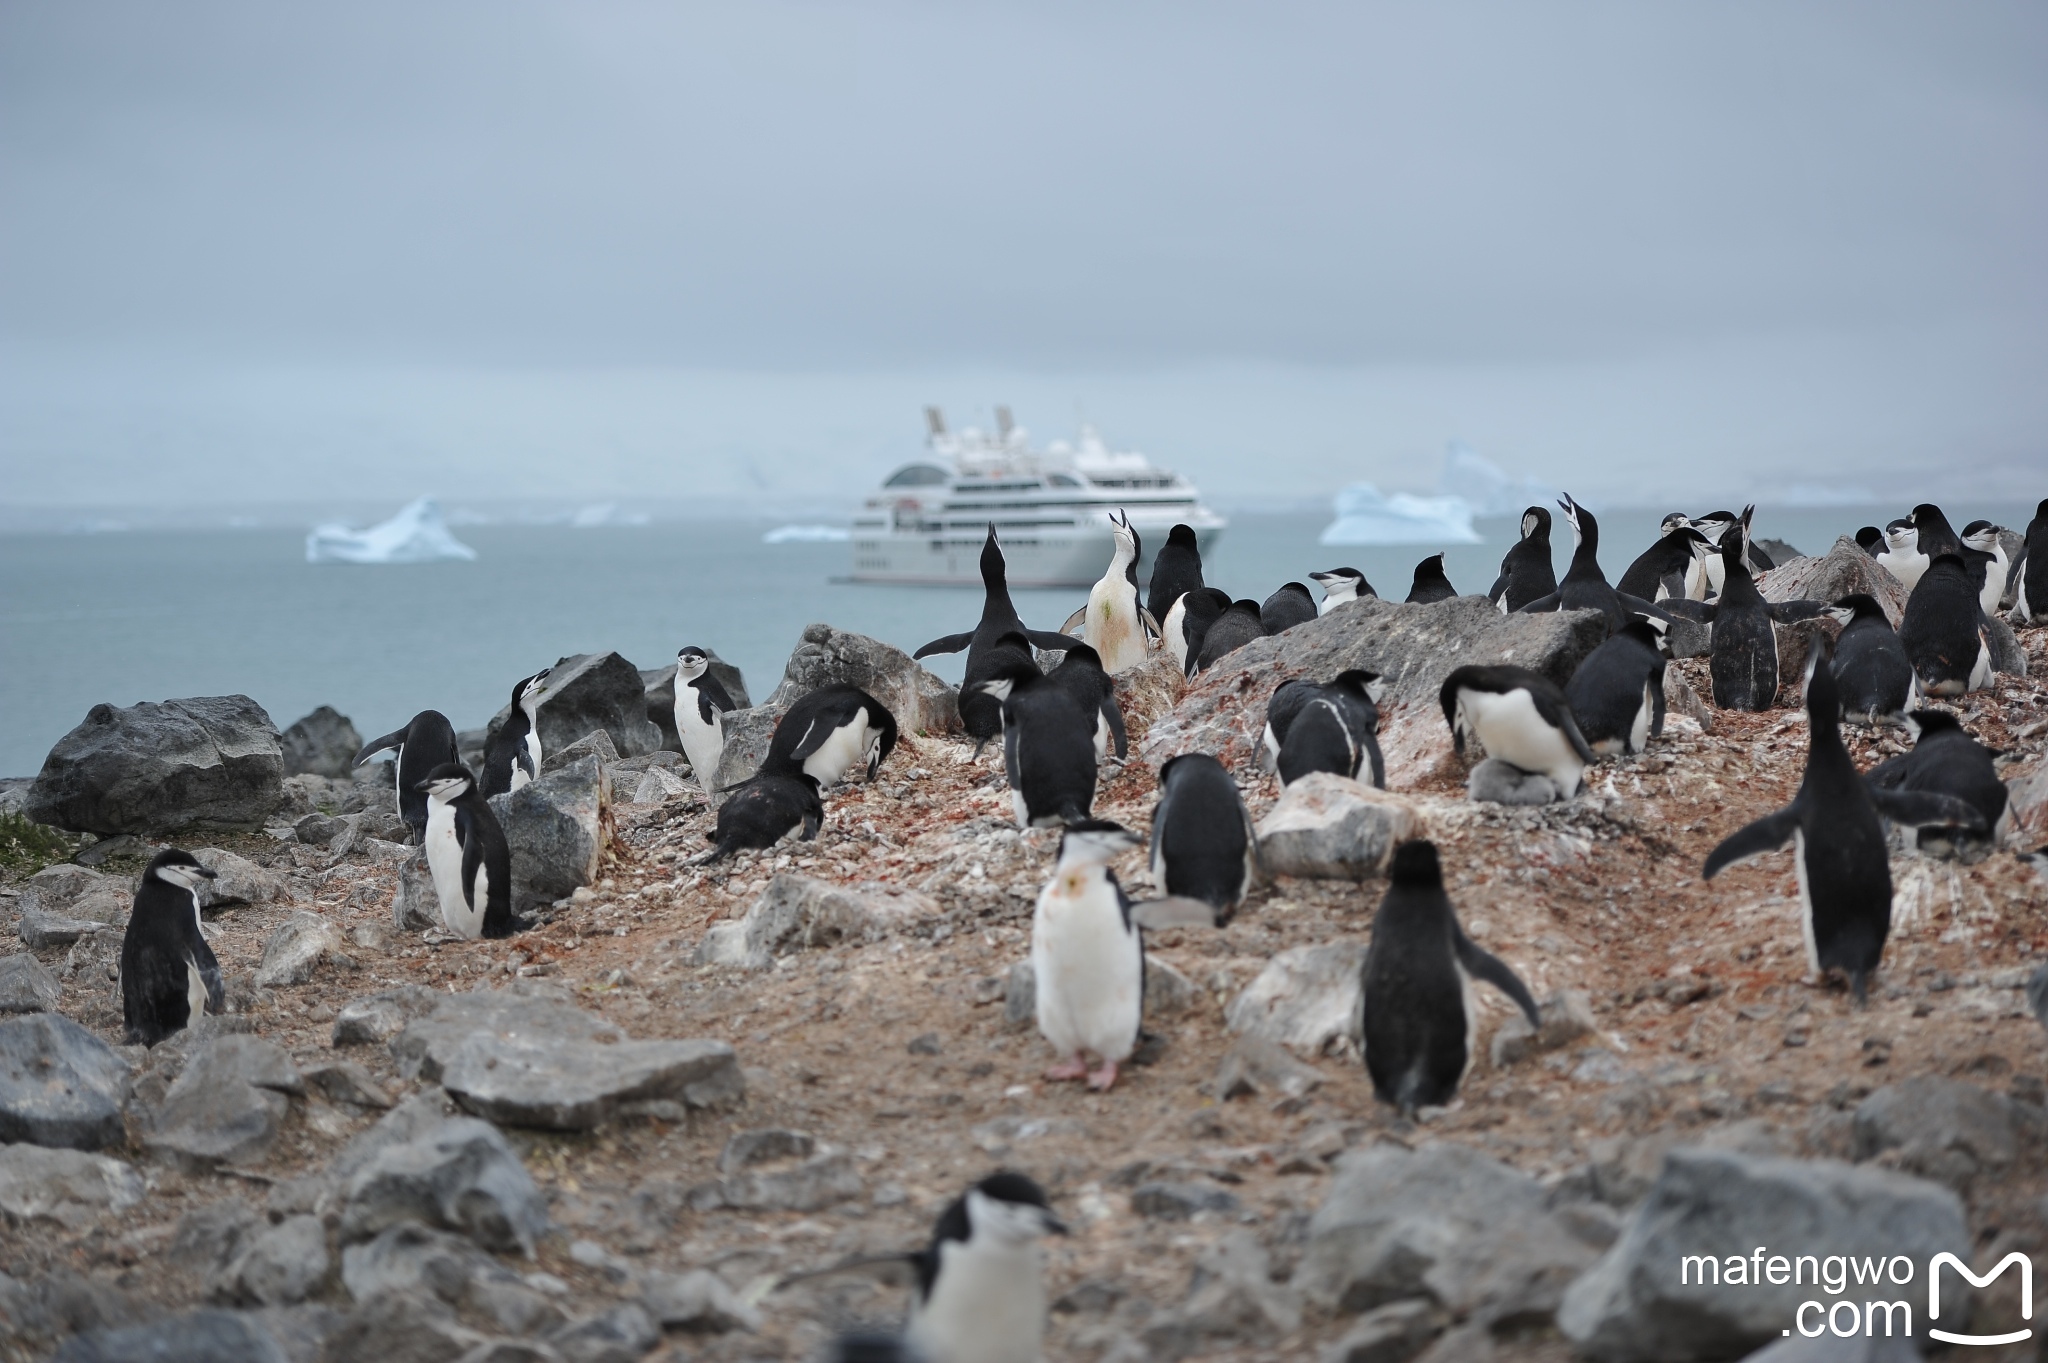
left=333, top=985, right=441, bottom=1047
left=544, top=729, right=620, bottom=776
left=639, top=1268, right=761, bottom=1333
left=193, top=848, right=291, bottom=908
left=302, top=1061, right=394, bottom=1109
left=1131, top=1181, right=1240, bottom=1220
left=0, top=1012, right=133, bottom=1151
left=0, top=954, right=62, bottom=1013
left=907, top=1031, right=942, bottom=1055
left=294, top=812, right=345, bottom=846
left=546, top=1302, right=660, bottom=1363
left=1177, top=1229, right=1301, bottom=1340
left=324, top=1288, right=485, bottom=1363
left=49, top=1308, right=289, bottom=1363
left=281, top=706, right=364, bottom=779
left=1852, top=1076, right=2017, bottom=1191
left=1225, top=943, right=1367, bottom=1055
left=1215, top=1035, right=1325, bottom=1101
left=1490, top=990, right=1598, bottom=1067
left=253, top=911, right=344, bottom=987
left=693, top=873, right=941, bottom=969
left=1322, top=1298, right=1447, bottom=1363
left=701, top=1147, right=863, bottom=1212
left=1003, top=961, right=1037, bottom=1030
left=625, top=766, right=692, bottom=805
left=212, top=1214, right=330, bottom=1307
left=1256, top=774, right=1420, bottom=878
left=716, top=1127, right=815, bottom=1174
left=1143, top=956, right=1200, bottom=1018
left=144, top=1034, right=302, bottom=1172
left=340, top=1115, right=549, bottom=1255
left=342, top=1222, right=558, bottom=1335
left=0, top=1143, right=145, bottom=1227
left=18, top=908, right=109, bottom=950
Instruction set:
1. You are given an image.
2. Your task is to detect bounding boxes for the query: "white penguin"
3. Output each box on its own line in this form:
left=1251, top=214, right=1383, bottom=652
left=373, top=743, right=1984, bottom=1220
left=1032, top=820, right=1146, bottom=1091
left=1064, top=510, right=1152, bottom=675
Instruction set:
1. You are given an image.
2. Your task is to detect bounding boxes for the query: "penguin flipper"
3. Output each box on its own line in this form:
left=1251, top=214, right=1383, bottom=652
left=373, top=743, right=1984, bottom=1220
left=1059, top=605, right=1089, bottom=636
left=1702, top=805, right=1800, bottom=878
left=1139, top=607, right=1163, bottom=643
left=1867, top=786, right=1986, bottom=833
left=1453, top=930, right=1540, bottom=1027
left=1486, top=572, right=1511, bottom=604
left=1528, top=689, right=1598, bottom=767
left=698, top=676, right=738, bottom=717
left=785, top=718, right=827, bottom=762
left=353, top=728, right=409, bottom=765
left=1102, top=696, right=1129, bottom=760
left=913, top=632, right=975, bottom=659
left=1615, top=592, right=1673, bottom=623
left=1025, top=630, right=1087, bottom=652
left=460, top=825, right=484, bottom=911
left=1518, top=592, right=1562, bottom=614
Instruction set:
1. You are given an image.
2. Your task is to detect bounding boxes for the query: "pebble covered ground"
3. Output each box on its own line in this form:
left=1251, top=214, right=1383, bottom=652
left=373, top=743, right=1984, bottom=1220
left=1, top=623, right=2044, bottom=1363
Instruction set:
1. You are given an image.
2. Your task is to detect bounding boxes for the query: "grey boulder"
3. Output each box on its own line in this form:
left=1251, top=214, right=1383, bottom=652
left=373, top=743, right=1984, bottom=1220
left=0, top=953, right=62, bottom=1013
left=342, top=1222, right=563, bottom=1334
left=1225, top=943, right=1367, bottom=1056
left=280, top=706, right=363, bottom=779
left=144, top=1034, right=302, bottom=1172
left=211, top=1214, right=331, bottom=1307
left=393, top=846, right=440, bottom=931
left=1760, top=537, right=1908, bottom=627
left=1851, top=1076, right=2017, bottom=1191
left=767, top=622, right=961, bottom=737
left=333, top=985, right=443, bottom=1047
left=1558, top=1148, right=1968, bottom=1363
left=694, top=873, right=942, bottom=969
left=1255, top=774, right=1420, bottom=878
left=26, top=695, right=286, bottom=836
left=488, top=756, right=607, bottom=915
left=0, top=1012, right=132, bottom=1150
left=518, top=652, right=664, bottom=760
left=0, top=1143, right=145, bottom=1227
left=253, top=912, right=346, bottom=988
left=708, top=704, right=785, bottom=793
left=50, top=1309, right=290, bottom=1363
left=340, top=1114, right=549, bottom=1255
left=17, top=908, right=111, bottom=950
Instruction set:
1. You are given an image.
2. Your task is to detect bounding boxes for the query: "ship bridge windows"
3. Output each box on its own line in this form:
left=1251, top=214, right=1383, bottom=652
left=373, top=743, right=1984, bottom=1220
left=1046, top=473, right=1081, bottom=488
left=884, top=464, right=950, bottom=487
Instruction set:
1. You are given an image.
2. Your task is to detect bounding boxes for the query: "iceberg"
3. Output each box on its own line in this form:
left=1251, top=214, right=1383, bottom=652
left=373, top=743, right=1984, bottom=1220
left=305, top=498, right=478, bottom=564
left=568, top=502, right=652, bottom=528
left=762, top=524, right=851, bottom=544
left=1319, top=484, right=1481, bottom=546
left=1440, top=441, right=1563, bottom=517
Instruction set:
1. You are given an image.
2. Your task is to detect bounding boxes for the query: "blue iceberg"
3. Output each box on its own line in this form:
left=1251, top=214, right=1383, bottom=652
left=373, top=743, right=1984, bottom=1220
left=305, top=498, right=478, bottom=564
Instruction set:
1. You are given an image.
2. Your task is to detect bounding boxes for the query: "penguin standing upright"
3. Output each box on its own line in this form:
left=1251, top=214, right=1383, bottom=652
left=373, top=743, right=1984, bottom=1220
left=481, top=669, right=551, bottom=798
left=1033, top=821, right=1146, bottom=1091
left=1703, top=641, right=1984, bottom=1002
left=765, top=684, right=899, bottom=787
left=1488, top=507, right=1557, bottom=613
left=1961, top=521, right=2010, bottom=617
left=1907, top=503, right=1964, bottom=560
left=1865, top=710, right=2009, bottom=861
left=1618, top=526, right=1713, bottom=603
left=1047, top=644, right=1128, bottom=762
left=354, top=710, right=460, bottom=842
left=1150, top=755, right=1256, bottom=922
left=1706, top=516, right=1780, bottom=711
left=1260, top=582, right=1318, bottom=633
left=1358, top=840, right=1540, bottom=1115
left=901, top=1172, right=1067, bottom=1363
left=1146, top=524, right=1206, bottom=628
left=1310, top=567, right=1374, bottom=614
left=1565, top=616, right=1670, bottom=755
left=1164, top=588, right=1232, bottom=674
left=1405, top=554, right=1457, bottom=605
left=2009, top=499, right=2048, bottom=623
left=1267, top=671, right=1385, bottom=788
left=1873, top=519, right=1927, bottom=592
left=1061, top=511, right=1153, bottom=674
left=916, top=526, right=1085, bottom=751
left=982, top=653, right=1099, bottom=827
left=1188, top=599, right=1268, bottom=676
left=674, top=646, right=738, bottom=795
left=1521, top=495, right=1628, bottom=633
left=417, top=763, right=518, bottom=939
left=1827, top=594, right=1916, bottom=725
left=1440, top=665, right=1594, bottom=799
left=1899, top=554, right=1993, bottom=697
left=120, top=849, right=224, bottom=1046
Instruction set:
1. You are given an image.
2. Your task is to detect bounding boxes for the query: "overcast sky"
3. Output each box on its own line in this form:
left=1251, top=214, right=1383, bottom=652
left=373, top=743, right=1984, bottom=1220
left=2, top=1, right=2043, bottom=512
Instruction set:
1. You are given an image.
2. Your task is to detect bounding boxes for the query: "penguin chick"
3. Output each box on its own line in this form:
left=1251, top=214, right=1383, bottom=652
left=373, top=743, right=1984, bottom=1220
left=417, top=763, right=519, bottom=939
left=1033, top=820, right=1147, bottom=1091
left=674, top=646, right=738, bottom=795
left=1899, top=554, right=1993, bottom=698
left=1440, top=665, right=1594, bottom=799
left=1310, top=567, right=1373, bottom=614
left=1566, top=616, right=1670, bottom=755
left=1150, top=754, right=1257, bottom=923
left=1865, top=710, right=2008, bottom=861
left=1260, top=581, right=1318, bottom=634
left=1405, top=553, right=1457, bottom=605
left=766, top=683, right=898, bottom=787
left=1702, top=641, right=1984, bottom=1003
left=1488, top=507, right=1557, bottom=614
left=481, top=668, right=551, bottom=798
left=1706, top=516, right=1779, bottom=711
left=1146, top=523, right=1206, bottom=628
left=120, top=849, right=223, bottom=1046
left=1826, top=594, right=1915, bottom=725
left=354, top=709, right=460, bottom=843
left=904, top=1172, right=1067, bottom=1363
left=1189, top=599, right=1267, bottom=677
left=1465, top=757, right=1564, bottom=806
left=1359, top=840, right=1540, bottom=1115
left=1265, top=670, right=1385, bottom=787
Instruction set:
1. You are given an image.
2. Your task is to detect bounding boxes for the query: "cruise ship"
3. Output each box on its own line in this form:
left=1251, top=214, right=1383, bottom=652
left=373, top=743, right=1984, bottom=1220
left=849, top=408, right=1226, bottom=587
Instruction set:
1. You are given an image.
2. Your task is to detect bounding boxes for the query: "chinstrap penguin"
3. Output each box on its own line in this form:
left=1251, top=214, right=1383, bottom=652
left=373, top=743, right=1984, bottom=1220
left=902, top=1172, right=1067, bottom=1363
left=354, top=709, right=460, bottom=843
left=1865, top=709, right=2009, bottom=861
left=982, top=647, right=1099, bottom=827
left=120, top=849, right=224, bottom=1046
left=1618, top=525, right=1713, bottom=603
left=1705, top=515, right=1779, bottom=711
left=1826, top=594, right=1916, bottom=725
left=1046, top=643, right=1128, bottom=763
left=1404, top=553, right=1457, bottom=605
left=1441, top=664, right=1594, bottom=800
left=1521, top=495, right=1632, bottom=634
left=1899, top=553, right=1993, bottom=697
left=1033, top=821, right=1147, bottom=1091
left=1310, top=567, right=1373, bottom=614
left=1145, top=523, right=1206, bottom=628
left=481, top=668, right=550, bottom=798
left=1358, top=840, right=1540, bottom=1115
left=1702, top=641, right=1984, bottom=1003
left=915, top=526, right=1084, bottom=752
left=766, top=684, right=899, bottom=788
left=2008, top=498, right=2048, bottom=623
left=1488, top=506, right=1557, bottom=613
left=1150, top=754, right=1257, bottom=924
left=1265, top=670, right=1385, bottom=788
left=674, top=646, right=738, bottom=794
left=1163, top=587, right=1232, bottom=675
left=1873, top=519, right=1926, bottom=592
left=1260, top=581, right=1318, bottom=634
left=1565, top=616, right=1670, bottom=755
left=702, top=763, right=825, bottom=862
left=1906, top=503, right=1964, bottom=561
left=1061, top=510, right=1155, bottom=675
left=1188, top=599, right=1267, bottom=676
left=1960, top=521, right=2010, bottom=617
left=417, top=763, right=519, bottom=939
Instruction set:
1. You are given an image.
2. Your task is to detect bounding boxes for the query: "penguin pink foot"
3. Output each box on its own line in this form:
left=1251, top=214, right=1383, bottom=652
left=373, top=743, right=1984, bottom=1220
left=1043, top=1057, right=1090, bottom=1082
left=1084, top=1060, right=1120, bottom=1092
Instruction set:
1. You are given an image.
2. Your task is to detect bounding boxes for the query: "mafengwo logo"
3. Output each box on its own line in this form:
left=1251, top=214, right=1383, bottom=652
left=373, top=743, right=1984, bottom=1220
left=1677, top=1248, right=2032, bottom=1344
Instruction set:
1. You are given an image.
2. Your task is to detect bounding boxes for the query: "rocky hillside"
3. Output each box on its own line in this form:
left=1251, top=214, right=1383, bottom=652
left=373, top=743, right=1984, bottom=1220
left=0, top=588, right=2044, bottom=1363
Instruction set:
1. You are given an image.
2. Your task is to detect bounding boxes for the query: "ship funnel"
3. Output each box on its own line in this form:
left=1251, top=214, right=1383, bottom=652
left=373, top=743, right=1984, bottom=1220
left=924, top=406, right=948, bottom=438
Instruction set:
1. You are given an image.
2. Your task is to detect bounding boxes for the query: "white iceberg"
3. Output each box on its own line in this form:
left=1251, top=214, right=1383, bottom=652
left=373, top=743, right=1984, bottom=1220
left=568, top=502, right=652, bottom=528
left=1319, top=484, right=1481, bottom=546
left=305, top=498, right=478, bottom=564
left=1439, top=441, right=1563, bottom=517
left=762, top=524, right=851, bottom=544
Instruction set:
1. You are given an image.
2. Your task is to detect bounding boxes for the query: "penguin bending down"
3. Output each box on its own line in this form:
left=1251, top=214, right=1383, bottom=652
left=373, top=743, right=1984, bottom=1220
left=481, top=669, right=551, bottom=798
left=674, top=646, right=738, bottom=794
left=2008, top=498, right=2048, bottom=623
left=1866, top=710, right=2009, bottom=861
left=120, top=849, right=224, bottom=1046
left=1260, top=581, right=1319, bottom=633
left=417, top=763, right=520, bottom=939
left=766, top=684, right=899, bottom=788
left=354, top=710, right=461, bottom=843
left=1899, top=554, right=1993, bottom=697
left=1565, top=616, right=1670, bottom=755
left=916, top=526, right=1086, bottom=750
left=1358, top=840, right=1540, bottom=1115
left=1188, top=599, right=1268, bottom=677
left=1146, top=524, right=1206, bottom=628
left=1618, top=525, right=1713, bottom=603
left=1404, top=554, right=1456, bottom=605
left=1059, top=511, right=1156, bottom=675
left=1961, top=521, right=2010, bottom=617
left=703, top=769, right=824, bottom=863
left=1488, top=507, right=1557, bottom=614
left=1705, top=517, right=1779, bottom=711
left=1854, top=526, right=1884, bottom=558
left=1826, top=594, right=1916, bottom=725
left=1163, top=587, right=1232, bottom=675
left=1150, top=755, right=1257, bottom=923
left=1311, top=567, right=1374, bottom=614
left=903, top=1173, right=1067, bottom=1363
left=1266, top=670, right=1385, bottom=788
left=1033, top=821, right=1147, bottom=1091
left=1873, top=519, right=1926, bottom=592
left=1047, top=643, right=1128, bottom=762
left=1703, top=641, right=1985, bottom=1002
left=984, top=659, right=1099, bottom=827
left=1441, top=664, right=1594, bottom=799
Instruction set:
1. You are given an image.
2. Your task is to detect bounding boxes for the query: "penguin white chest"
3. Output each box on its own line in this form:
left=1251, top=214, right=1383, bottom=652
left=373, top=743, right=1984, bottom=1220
left=1162, top=595, right=1192, bottom=669
left=1087, top=582, right=1146, bottom=674
left=676, top=685, right=726, bottom=793
left=906, top=1239, right=1046, bottom=1363
left=1460, top=688, right=1583, bottom=794
left=515, top=728, right=541, bottom=787
left=422, top=799, right=483, bottom=938
left=802, top=713, right=872, bottom=787
left=1031, top=874, right=1142, bottom=1063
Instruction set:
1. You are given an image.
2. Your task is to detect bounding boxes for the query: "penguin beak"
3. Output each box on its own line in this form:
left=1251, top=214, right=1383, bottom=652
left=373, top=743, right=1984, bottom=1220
left=196, top=866, right=218, bottom=881
left=1041, top=1210, right=1070, bottom=1237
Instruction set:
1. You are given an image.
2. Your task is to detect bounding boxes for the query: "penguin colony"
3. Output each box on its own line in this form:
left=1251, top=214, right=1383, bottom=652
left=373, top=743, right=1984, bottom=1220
left=97, top=495, right=2044, bottom=1363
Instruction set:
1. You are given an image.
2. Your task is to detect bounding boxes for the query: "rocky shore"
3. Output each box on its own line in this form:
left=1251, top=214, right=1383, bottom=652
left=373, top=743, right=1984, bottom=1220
left=0, top=557, right=2044, bottom=1362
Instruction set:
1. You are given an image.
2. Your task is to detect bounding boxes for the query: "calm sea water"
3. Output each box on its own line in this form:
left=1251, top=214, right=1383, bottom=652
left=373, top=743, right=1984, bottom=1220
left=2, top=502, right=2028, bottom=777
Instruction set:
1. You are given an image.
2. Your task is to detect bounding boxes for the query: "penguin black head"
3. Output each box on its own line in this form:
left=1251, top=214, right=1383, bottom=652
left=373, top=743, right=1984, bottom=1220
left=1521, top=506, right=1553, bottom=542
left=966, top=1170, right=1064, bottom=1230
left=980, top=523, right=1006, bottom=580
left=1658, top=511, right=1691, bottom=534
left=1828, top=593, right=1888, bottom=626
left=676, top=646, right=712, bottom=680
left=1388, top=839, right=1443, bottom=888
left=511, top=666, right=551, bottom=705
left=1622, top=614, right=1672, bottom=655
left=1556, top=494, right=1594, bottom=548
left=1311, top=567, right=1364, bottom=586
left=1960, top=520, right=2002, bottom=547
left=1056, top=819, right=1140, bottom=867
left=415, top=762, right=476, bottom=799
left=1166, top=524, right=1198, bottom=550
left=1854, top=526, right=1884, bottom=556
left=145, top=848, right=217, bottom=895
left=1332, top=668, right=1385, bottom=703
left=1903, top=707, right=1967, bottom=740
